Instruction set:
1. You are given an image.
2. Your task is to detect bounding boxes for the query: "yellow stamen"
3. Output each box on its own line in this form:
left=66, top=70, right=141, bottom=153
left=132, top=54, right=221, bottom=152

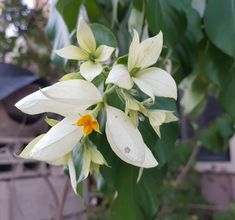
left=76, top=114, right=100, bottom=136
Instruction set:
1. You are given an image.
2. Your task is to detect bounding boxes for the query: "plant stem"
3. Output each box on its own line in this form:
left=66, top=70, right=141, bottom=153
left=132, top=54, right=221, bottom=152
left=175, top=144, right=200, bottom=186
left=54, top=177, right=70, bottom=220
left=103, top=84, right=116, bottom=98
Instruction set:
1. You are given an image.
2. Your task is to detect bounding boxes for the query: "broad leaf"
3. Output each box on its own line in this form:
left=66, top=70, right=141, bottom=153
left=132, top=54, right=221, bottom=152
left=204, top=0, right=235, bottom=58
left=56, top=0, right=84, bottom=32
left=90, top=23, right=118, bottom=47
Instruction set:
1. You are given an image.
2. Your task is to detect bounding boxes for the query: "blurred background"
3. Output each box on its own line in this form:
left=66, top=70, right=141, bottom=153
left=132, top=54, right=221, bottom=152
left=0, top=0, right=235, bottom=220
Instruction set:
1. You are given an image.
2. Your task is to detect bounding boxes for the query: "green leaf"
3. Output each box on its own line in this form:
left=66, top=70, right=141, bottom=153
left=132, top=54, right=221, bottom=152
left=90, top=23, right=118, bottom=47
left=155, top=122, right=179, bottom=166
left=138, top=118, right=179, bottom=167
left=56, top=0, right=84, bottom=32
left=204, top=0, right=235, bottom=58
left=133, top=0, right=144, bottom=11
left=115, top=54, right=128, bottom=65
left=110, top=164, right=143, bottom=220
left=198, top=115, right=234, bottom=152
left=185, top=9, right=203, bottom=43
left=146, top=0, right=187, bottom=44
left=219, top=71, right=235, bottom=120
left=197, top=42, right=234, bottom=86
left=135, top=167, right=166, bottom=219
left=84, top=0, right=102, bottom=22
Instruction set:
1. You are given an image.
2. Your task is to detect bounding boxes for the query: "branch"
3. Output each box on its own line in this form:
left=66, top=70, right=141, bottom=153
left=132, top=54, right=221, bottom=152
left=54, top=177, right=70, bottom=220
left=175, top=144, right=200, bottom=186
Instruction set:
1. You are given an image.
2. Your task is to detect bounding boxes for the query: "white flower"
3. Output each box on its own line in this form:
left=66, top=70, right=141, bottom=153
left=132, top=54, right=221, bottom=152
left=56, top=18, right=115, bottom=81
left=106, top=30, right=177, bottom=100
left=16, top=79, right=158, bottom=192
left=15, top=79, right=102, bottom=193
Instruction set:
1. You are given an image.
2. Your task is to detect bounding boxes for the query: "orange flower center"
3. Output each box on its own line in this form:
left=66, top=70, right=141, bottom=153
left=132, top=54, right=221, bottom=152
left=76, top=114, right=100, bottom=136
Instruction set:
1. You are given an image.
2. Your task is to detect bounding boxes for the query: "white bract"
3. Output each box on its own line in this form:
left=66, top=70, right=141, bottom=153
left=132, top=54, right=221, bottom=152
left=106, top=30, right=177, bottom=100
left=123, top=94, right=178, bottom=137
left=15, top=25, right=178, bottom=192
left=15, top=79, right=102, bottom=193
left=15, top=79, right=158, bottom=192
left=105, top=105, right=158, bottom=168
left=56, top=18, right=115, bottom=81
left=79, top=144, right=108, bottom=182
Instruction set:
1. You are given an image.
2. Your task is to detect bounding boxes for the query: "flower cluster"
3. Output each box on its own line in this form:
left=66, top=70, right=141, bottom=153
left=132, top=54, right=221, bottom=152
left=15, top=18, right=177, bottom=193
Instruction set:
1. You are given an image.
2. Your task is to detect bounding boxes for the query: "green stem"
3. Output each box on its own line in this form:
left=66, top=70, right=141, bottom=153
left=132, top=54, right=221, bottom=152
left=91, top=102, right=104, bottom=118
left=103, top=84, right=116, bottom=98
left=161, top=47, right=172, bottom=68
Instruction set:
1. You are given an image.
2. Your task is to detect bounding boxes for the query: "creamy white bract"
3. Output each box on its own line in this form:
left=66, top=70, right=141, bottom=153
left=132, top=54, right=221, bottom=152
left=15, top=19, right=178, bottom=194
left=56, top=18, right=115, bottom=81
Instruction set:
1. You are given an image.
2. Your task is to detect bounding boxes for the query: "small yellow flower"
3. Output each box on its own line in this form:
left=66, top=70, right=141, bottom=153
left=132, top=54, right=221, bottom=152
left=76, top=114, right=100, bottom=136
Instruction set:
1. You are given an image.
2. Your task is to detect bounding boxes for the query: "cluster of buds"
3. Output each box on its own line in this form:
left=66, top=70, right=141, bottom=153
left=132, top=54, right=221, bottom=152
left=15, top=18, right=177, bottom=193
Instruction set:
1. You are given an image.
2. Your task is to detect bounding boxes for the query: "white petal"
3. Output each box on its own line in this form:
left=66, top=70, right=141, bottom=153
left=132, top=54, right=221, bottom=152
left=30, top=115, right=83, bottom=161
left=48, top=157, right=66, bottom=166
left=105, top=106, right=158, bottom=168
left=42, top=79, right=102, bottom=105
left=133, top=67, right=177, bottom=100
left=77, top=18, right=96, bottom=53
left=148, top=111, right=166, bottom=137
left=55, top=45, right=88, bottom=60
left=106, top=64, right=134, bottom=89
left=128, top=30, right=140, bottom=72
left=90, top=147, right=105, bottom=165
left=165, top=112, right=178, bottom=123
left=142, top=146, right=158, bottom=168
left=80, top=61, right=103, bottom=81
left=150, top=110, right=178, bottom=123
left=95, top=45, right=115, bottom=62
left=18, top=134, right=45, bottom=159
left=148, top=110, right=166, bottom=126
left=18, top=133, right=66, bottom=166
left=68, top=154, right=77, bottom=194
left=82, top=147, right=92, bottom=180
left=136, top=31, right=163, bottom=69
left=15, top=90, right=87, bottom=117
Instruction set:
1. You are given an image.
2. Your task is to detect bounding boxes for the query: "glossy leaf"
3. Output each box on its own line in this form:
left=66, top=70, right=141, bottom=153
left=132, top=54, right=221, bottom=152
left=90, top=23, right=118, bottom=47
left=56, top=0, right=84, bottom=32
left=204, top=0, right=235, bottom=58
left=219, top=71, right=235, bottom=120
left=198, top=115, right=234, bottom=152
